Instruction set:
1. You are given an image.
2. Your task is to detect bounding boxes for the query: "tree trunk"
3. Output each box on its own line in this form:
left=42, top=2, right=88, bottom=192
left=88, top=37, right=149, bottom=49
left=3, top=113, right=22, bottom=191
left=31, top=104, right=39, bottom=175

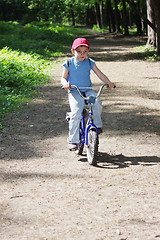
left=135, top=13, right=143, bottom=35
left=86, top=5, right=96, bottom=26
left=99, top=0, right=104, bottom=28
left=94, top=2, right=102, bottom=28
left=114, top=0, right=121, bottom=33
left=106, top=0, right=116, bottom=32
left=70, top=4, right=75, bottom=26
left=106, top=0, right=111, bottom=32
left=132, top=0, right=142, bottom=35
left=152, top=0, right=160, bottom=55
left=141, top=7, right=147, bottom=34
left=146, top=0, right=156, bottom=47
left=122, top=0, right=129, bottom=35
left=86, top=7, right=90, bottom=26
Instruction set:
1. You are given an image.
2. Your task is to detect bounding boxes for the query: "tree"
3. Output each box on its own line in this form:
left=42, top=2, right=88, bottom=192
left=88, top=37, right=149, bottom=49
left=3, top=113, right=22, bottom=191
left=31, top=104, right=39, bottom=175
left=135, top=0, right=143, bottom=35
left=100, top=0, right=104, bottom=27
left=70, top=3, right=76, bottom=26
left=125, top=0, right=156, bottom=31
left=106, top=0, right=116, bottom=32
left=151, top=0, right=160, bottom=54
left=125, top=0, right=160, bottom=54
left=94, top=1, right=102, bottom=28
left=122, top=0, right=129, bottom=35
left=114, top=0, right=121, bottom=33
left=0, top=0, right=28, bottom=21
left=146, top=0, right=156, bottom=47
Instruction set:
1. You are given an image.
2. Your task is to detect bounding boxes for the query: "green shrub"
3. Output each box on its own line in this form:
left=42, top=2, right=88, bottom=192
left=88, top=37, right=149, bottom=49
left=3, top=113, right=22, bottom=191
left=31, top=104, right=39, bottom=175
left=92, top=24, right=108, bottom=33
left=0, top=21, right=89, bottom=59
left=0, top=47, right=52, bottom=120
left=0, top=21, right=19, bottom=34
left=134, top=45, right=159, bottom=61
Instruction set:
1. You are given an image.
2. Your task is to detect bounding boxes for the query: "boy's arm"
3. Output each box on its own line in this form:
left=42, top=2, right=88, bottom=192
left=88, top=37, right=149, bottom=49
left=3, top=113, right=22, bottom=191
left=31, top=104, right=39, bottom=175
left=93, top=63, right=114, bottom=88
left=61, top=66, right=71, bottom=90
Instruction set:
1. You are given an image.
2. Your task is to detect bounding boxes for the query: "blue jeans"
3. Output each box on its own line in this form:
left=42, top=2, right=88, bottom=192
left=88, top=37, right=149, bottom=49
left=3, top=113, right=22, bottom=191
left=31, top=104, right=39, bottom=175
left=68, top=90, right=102, bottom=144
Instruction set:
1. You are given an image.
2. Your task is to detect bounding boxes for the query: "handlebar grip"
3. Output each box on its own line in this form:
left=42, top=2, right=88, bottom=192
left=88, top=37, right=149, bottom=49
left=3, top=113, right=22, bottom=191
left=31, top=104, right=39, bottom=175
left=106, top=84, right=116, bottom=88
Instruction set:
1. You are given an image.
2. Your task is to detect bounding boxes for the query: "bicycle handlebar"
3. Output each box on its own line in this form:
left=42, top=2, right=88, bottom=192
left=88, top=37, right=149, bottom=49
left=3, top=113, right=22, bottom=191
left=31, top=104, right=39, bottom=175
left=70, top=84, right=115, bottom=100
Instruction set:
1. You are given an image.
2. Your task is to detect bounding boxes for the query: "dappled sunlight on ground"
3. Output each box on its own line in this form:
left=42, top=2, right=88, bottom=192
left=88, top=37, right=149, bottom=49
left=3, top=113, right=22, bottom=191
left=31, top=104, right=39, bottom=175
left=0, top=33, right=160, bottom=240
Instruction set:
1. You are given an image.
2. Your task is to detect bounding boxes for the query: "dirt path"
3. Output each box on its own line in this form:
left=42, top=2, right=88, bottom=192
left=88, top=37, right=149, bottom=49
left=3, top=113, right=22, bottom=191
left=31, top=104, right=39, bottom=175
left=0, top=33, right=160, bottom=240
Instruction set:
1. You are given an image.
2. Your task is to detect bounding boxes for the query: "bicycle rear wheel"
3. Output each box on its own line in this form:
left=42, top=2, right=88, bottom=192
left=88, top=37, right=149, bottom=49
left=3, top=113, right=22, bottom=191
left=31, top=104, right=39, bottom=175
left=87, top=129, right=99, bottom=166
left=77, top=139, right=84, bottom=155
left=77, top=109, right=87, bottom=155
left=76, top=123, right=85, bottom=155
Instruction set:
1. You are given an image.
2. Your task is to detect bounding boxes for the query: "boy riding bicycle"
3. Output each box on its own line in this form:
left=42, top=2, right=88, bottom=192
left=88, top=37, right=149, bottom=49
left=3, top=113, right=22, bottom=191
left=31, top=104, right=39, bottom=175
left=61, top=38, right=115, bottom=151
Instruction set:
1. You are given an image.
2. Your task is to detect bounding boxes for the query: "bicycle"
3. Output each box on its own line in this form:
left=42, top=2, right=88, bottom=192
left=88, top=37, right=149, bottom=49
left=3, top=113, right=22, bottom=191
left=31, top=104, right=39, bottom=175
left=69, top=84, right=114, bottom=166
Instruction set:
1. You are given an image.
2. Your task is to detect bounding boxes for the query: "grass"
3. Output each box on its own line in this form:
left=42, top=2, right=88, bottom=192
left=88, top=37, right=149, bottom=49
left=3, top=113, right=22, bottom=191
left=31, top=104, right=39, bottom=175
left=92, top=24, right=109, bottom=33
left=0, top=21, right=89, bottom=130
left=133, top=45, right=159, bottom=61
left=0, top=21, right=89, bottom=59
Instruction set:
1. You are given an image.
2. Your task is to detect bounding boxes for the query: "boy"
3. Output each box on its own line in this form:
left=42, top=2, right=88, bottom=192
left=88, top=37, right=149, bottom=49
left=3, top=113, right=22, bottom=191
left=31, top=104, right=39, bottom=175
left=61, top=38, right=114, bottom=151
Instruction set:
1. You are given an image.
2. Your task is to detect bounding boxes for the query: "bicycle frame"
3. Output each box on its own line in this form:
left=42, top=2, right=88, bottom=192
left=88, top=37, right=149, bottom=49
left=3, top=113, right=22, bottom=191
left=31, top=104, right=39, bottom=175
left=79, top=104, right=98, bottom=146
left=71, top=85, right=106, bottom=147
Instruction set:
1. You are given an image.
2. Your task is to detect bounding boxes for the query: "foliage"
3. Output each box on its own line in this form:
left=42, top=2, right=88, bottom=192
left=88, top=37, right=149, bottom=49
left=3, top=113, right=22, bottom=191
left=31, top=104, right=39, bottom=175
left=134, top=45, right=159, bottom=61
left=0, top=21, right=88, bottom=59
left=92, top=24, right=108, bottom=32
left=0, top=21, right=88, bottom=128
left=0, top=0, right=90, bottom=24
left=0, top=47, right=52, bottom=121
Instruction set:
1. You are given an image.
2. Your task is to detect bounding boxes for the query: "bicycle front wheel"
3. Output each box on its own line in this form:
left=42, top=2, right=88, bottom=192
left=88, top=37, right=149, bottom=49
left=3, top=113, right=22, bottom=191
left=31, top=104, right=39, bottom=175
left=87, top=129, right=99, bottom=166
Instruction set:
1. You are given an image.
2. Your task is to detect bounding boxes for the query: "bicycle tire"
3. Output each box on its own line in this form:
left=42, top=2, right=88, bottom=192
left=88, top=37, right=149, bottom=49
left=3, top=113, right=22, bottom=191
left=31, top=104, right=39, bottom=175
left=77, top=140, right=84, bottom=155
left=76, top=124, right=84, bottom=155
left=77, top=109, right=87, bottom=155
left=87, top=129, right=99, bottom=166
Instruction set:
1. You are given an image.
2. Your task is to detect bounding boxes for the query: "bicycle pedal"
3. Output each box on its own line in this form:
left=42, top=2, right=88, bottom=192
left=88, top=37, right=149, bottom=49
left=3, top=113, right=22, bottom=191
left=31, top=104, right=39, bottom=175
left=97, top=128, right=103, bottom=134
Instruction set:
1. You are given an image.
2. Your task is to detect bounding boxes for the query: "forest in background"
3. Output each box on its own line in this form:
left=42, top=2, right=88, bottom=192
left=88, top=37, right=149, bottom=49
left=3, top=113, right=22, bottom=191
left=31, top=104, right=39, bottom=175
left=0, top=0, right=160, bottom=54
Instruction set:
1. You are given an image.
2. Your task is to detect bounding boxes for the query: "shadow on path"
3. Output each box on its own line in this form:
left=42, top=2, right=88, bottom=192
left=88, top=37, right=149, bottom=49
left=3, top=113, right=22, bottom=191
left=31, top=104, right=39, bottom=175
left=78, top=152, right=160, bottom=169
left=87, top=34, right=150, bottom=62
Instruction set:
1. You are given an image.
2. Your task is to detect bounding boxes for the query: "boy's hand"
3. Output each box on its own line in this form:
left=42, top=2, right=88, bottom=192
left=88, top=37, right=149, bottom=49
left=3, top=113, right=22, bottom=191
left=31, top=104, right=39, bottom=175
left=106, top=82, right=115, bottom=89
left=63, top=82, right=71, bottom=90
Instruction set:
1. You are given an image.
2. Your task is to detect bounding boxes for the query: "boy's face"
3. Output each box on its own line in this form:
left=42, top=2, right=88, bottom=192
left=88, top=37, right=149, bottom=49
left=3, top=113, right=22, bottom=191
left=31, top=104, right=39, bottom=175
left=72, top=46, right=89, bottom=62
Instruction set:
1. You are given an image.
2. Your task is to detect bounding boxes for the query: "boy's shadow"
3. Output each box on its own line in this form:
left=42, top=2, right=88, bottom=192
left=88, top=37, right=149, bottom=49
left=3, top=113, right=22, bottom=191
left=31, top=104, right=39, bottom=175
left=78, top=152, right=160, bottom=168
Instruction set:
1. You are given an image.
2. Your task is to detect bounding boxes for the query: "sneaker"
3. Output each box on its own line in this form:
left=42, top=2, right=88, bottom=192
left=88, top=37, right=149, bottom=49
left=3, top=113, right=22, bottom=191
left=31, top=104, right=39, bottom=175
left=97, top=128, right=103, bottom=134
left=69, top=143, right=78, bottom=151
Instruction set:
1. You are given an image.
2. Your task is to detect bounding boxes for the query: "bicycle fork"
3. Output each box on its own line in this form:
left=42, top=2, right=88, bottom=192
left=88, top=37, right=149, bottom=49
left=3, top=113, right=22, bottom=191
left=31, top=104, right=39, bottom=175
left=85, top=105, right=98, bottom=146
